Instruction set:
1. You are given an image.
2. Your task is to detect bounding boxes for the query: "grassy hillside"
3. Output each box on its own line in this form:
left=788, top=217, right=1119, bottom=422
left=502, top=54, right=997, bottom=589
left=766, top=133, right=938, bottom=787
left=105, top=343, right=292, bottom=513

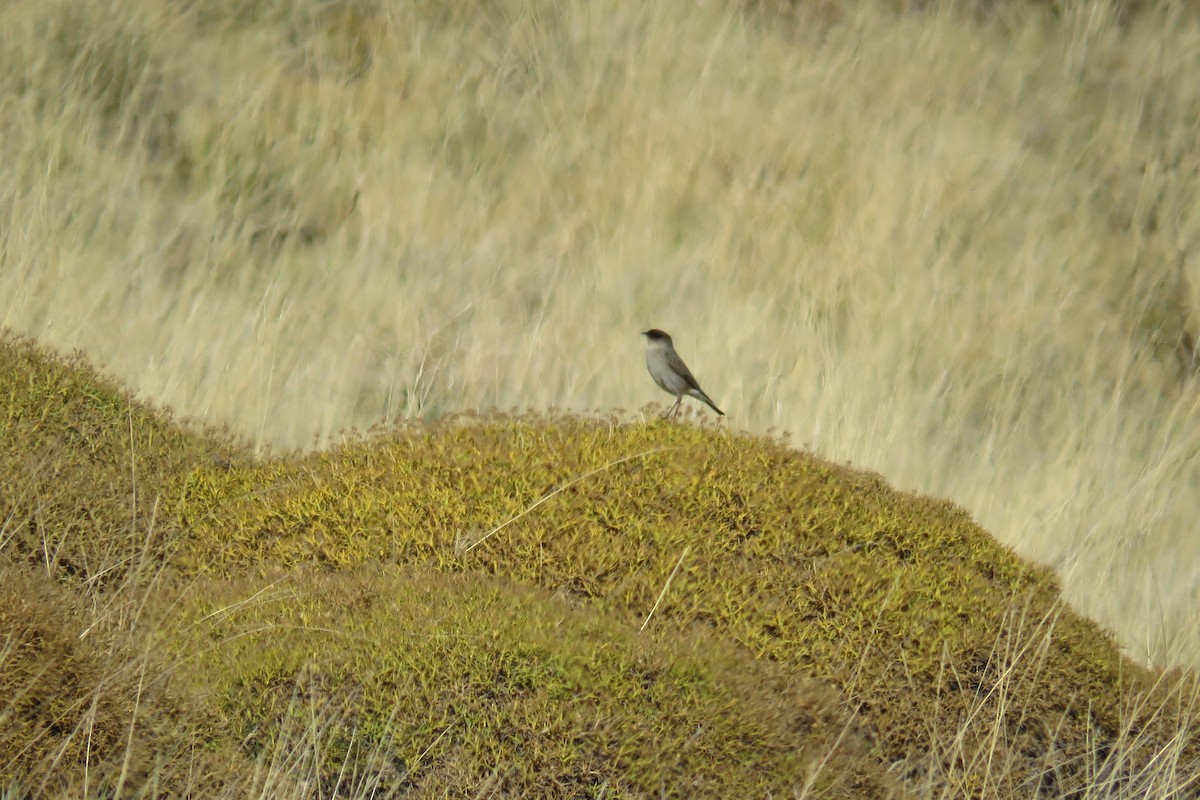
left=3, top=333, right=1198, bottom=797
left=1, top=0, right=1200, bottom=721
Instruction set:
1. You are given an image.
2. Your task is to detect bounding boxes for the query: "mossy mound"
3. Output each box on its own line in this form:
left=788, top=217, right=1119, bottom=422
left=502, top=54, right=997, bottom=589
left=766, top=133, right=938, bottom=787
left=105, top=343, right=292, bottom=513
left=3, top=333, right=1198, bottom=796
left=174, top=415, right=1200, bottom=796
left=175, top=564, right=903, bottom=798
left=0, top=332, right=247, bottom=589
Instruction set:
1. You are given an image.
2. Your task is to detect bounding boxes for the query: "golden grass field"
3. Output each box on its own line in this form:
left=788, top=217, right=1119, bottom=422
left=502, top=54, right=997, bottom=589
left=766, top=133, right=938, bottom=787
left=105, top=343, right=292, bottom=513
left=9, top=0, right=1196, bottom=666
left=4, top=0, right=1200, bottom=794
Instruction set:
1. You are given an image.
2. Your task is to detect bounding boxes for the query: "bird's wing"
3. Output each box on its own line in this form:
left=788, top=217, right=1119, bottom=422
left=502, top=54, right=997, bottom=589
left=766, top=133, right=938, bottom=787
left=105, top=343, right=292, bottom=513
left=666, top=349, right=704, bottom=392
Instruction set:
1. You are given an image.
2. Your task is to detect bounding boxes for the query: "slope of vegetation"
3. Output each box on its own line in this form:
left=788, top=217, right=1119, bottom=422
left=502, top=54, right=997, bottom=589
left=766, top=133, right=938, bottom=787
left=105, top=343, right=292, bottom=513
left=173, top=410, right=1200, bottom=797
left=3, top=334, right=1197, bottom=797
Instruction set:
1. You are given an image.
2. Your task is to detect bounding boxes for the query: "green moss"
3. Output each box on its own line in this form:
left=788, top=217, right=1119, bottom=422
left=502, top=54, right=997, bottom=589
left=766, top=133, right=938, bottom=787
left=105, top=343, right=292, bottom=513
left=171, top=414, right=1200, bottom=795
left=174, top=564, right=900, bottom=797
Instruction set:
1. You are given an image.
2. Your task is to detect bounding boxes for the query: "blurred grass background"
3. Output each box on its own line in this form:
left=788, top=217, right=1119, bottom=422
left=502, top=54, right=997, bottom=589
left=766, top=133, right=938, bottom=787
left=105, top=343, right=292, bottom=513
left=3, top=0, right=1200, bottom=668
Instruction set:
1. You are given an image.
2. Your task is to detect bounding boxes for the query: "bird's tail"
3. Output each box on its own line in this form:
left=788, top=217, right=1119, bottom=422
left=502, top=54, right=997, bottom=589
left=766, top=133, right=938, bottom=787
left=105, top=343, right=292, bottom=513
left=690, top=389, right=724, bottom=416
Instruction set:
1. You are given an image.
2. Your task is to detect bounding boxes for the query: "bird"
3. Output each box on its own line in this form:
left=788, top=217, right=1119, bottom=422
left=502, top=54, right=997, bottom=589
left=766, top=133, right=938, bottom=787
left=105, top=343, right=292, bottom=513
left=641, top=329, right=724, bottom=419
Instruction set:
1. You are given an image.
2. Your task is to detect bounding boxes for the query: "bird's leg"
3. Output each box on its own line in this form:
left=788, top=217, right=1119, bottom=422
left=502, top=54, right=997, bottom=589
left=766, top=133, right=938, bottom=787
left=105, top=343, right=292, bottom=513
left=669, top=397, right=682, bottom=420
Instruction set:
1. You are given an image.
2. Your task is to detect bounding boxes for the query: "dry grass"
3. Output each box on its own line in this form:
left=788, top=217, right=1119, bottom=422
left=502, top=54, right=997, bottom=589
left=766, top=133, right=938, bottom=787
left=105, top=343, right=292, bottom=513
left=1, top=0, right=1199, bottom=683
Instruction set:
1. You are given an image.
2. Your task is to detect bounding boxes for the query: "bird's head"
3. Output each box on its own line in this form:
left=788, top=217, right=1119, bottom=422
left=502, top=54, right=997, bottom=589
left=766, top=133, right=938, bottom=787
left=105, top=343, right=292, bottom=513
left=641, top=329, right=673, bottom=343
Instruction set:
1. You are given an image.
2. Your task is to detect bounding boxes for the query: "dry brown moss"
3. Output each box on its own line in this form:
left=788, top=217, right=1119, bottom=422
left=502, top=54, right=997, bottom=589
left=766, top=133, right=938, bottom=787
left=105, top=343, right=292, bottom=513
left=0, top=567, right=122, bottom=791
left=0, top=566, right=237, bottom=797
left=174, top=413, right=1200, bottom=797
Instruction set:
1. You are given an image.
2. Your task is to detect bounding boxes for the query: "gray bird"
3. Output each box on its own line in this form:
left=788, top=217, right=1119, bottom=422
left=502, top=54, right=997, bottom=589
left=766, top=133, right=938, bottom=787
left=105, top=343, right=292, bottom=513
left=641, top=329, right=724, bottom=418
